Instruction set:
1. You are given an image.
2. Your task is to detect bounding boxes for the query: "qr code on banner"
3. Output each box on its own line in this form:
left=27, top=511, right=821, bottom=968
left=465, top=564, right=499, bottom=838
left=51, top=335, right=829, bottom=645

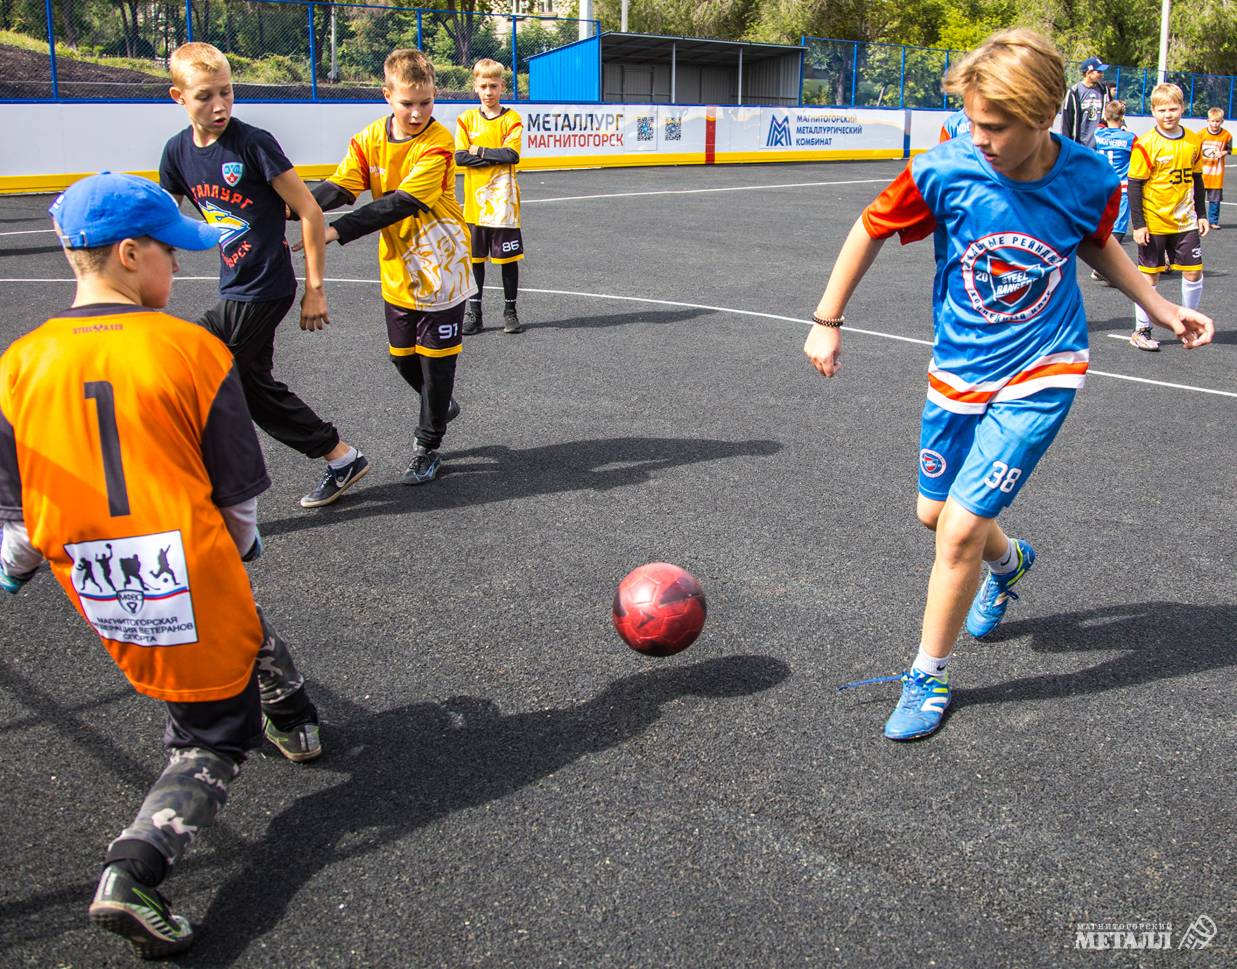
left=636, top=116, right=655, bottom=142
left=664, top=117, right=682, bottom=141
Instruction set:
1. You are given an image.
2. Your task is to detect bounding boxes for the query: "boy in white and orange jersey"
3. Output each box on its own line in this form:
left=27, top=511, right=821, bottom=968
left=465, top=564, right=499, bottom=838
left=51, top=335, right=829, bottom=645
left=0, top=173, right=321, bottom=959
left=1199, top=106, right=1232, bottom=228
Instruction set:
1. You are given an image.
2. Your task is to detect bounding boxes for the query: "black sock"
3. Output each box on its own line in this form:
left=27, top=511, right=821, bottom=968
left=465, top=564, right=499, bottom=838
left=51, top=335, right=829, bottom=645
left=106, top=838, right=168, bottom=887
left=501, top=261, right=518, bottom=304
left=472, top=262, right=486, bottom=303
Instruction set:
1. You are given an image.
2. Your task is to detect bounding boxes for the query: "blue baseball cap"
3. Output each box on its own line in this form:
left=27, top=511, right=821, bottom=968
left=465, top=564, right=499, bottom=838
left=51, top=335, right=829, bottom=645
left=1080, top=56, right=1109, bottom=73
left=49, top=172, right=222, bottom=250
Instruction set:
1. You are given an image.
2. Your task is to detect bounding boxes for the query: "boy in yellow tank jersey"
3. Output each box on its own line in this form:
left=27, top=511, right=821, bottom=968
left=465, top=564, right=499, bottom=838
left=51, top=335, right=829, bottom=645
left=0, top=173, right=321, bottom=959
left=1127, top=83, right=1209, bottom=351
left=455, top=58, right=526, bottom=334
left=307, top=49, right=475, bottom=484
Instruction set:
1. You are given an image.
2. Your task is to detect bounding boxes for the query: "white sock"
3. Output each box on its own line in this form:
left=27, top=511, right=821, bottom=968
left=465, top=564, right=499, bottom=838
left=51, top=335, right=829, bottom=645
left=1134, top=303, right=1150, bottom=331
left=986, top=537, right=1019, bottom=575
left=912, top=647, right=951, bottom=679
left=327, top=446, right=358, bottom=470
left=1181, top=277, right=1203, bottom=310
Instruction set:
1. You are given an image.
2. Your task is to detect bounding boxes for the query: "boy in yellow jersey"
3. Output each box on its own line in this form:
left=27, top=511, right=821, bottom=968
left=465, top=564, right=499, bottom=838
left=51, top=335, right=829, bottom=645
left=1199, top=106, right=1232, bottom=228
left=456, top=58, right=526, bottom=334
left=0, top=173, right=321, bottom=959
left=1128, top=83, right=1209, bottom=351
left=306, top=48, right=474, bottom=484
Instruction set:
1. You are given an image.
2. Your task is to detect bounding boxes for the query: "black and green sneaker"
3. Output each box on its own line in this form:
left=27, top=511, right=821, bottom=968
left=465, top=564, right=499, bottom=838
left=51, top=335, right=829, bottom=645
left=89, top=864, right=193, bottom=959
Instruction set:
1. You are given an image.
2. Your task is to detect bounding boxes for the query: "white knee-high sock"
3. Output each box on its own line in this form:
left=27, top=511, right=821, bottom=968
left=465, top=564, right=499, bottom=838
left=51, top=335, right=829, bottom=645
left=1181, top=276, right=1204, bottom=310
left=1134, top=302, right=1150, bottom=330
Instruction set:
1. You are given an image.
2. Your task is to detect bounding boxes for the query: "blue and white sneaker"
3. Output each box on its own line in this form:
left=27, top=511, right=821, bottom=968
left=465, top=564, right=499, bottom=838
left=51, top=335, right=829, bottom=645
left=883, top=669, right=952, bottom=741
left=966, top=539, right=1036, bottom=639
left=400, top=443, right=441, bottom=485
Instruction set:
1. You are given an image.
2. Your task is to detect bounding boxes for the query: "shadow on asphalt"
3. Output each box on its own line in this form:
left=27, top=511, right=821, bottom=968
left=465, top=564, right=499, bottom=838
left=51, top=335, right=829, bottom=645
left=961, top=600, right=1236, bottom=706
left=183, top=654, right=791, bottom=965
left=260, top=437, right=783, bottom=538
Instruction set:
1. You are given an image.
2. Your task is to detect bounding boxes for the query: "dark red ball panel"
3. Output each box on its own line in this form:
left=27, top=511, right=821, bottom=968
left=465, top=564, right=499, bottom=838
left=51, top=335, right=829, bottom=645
left=612, top=562, right=707, bottom=656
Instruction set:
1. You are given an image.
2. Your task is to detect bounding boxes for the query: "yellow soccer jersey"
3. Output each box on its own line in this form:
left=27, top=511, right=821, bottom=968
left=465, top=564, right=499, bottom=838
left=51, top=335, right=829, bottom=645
left=1129, top=127, right=1204, bottom=233
left=327, top=116, right=474, bottom=312
left=455, top=107, right=523, bottom=228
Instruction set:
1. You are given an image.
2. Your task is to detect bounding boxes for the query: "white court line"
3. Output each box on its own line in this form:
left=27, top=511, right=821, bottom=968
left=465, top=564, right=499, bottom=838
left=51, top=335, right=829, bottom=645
left=0, top=228, right=57, bottom=237
left=2, top=275, right=1233, bottom=398
left=522, top=178, right=892, bottom=205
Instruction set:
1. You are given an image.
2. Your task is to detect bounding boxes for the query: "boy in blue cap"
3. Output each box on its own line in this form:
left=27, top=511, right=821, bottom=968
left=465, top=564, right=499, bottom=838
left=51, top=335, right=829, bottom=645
left=0, top=173, right=321, bottom=958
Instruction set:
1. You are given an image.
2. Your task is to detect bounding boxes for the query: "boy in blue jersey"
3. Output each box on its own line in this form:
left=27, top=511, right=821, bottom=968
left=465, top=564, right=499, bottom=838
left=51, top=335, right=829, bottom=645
left=160, top=43, right=368, bottom=509
left=939, top=108, right=971, bottom=142
left=1093, top=100, right=1135, bottom=243
left=1089, top=100, right=1137, bottom=282
left=804, top=29, right=1213, bottom=742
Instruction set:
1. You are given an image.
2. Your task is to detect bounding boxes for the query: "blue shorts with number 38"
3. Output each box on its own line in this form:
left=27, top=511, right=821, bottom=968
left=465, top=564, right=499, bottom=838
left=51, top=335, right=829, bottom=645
left=917, top=387, right=1077, bottom=519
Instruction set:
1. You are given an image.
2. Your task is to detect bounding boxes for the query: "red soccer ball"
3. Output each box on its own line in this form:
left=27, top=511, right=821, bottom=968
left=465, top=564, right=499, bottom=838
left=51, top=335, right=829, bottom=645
left=612, top=562, right=707, bottom=656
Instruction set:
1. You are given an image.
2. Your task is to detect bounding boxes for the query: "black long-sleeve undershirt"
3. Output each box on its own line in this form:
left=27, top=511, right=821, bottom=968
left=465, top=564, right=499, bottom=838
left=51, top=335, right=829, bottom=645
left=454, top=147, right=521, bottom=167
left=1127, top=173, right=1207, bottom=231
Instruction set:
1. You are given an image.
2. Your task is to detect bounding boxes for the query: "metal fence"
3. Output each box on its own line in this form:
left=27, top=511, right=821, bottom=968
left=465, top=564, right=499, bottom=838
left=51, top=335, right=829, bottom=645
left=802, top=37, right=1237, bottom=119
left=0, top=0, right=592, bottom=101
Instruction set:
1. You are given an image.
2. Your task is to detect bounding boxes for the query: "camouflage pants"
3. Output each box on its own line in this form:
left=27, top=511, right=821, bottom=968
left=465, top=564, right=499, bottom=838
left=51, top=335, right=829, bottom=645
left=108, top=608, right=312, bottom=878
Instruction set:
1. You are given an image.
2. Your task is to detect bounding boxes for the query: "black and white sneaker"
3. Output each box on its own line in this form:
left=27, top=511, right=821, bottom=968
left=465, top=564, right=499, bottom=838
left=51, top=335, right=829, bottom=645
left=89, top=864, right=194, bottom=959
left=502, top=306, right=524, bottom=334
left=401, top=443, right=441, bottom=485
left=300, top=452, right=370, bottom=508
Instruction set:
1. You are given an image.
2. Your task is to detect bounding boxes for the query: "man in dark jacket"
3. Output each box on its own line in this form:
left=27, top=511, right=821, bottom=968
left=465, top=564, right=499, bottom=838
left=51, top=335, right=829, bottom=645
left=1062, top=56, right=1112, bottom=148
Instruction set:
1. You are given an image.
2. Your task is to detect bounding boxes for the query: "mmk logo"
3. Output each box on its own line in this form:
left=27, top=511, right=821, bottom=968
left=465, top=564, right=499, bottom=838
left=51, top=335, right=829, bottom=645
left=766, top=115, right=792, bottom=148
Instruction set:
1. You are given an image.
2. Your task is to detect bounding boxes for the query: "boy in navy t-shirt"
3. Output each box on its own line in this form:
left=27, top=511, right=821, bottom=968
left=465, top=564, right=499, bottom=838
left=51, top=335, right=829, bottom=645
left=160, top=42, right=367, bottom=509
left=804, top=29, right=1213, bottom=742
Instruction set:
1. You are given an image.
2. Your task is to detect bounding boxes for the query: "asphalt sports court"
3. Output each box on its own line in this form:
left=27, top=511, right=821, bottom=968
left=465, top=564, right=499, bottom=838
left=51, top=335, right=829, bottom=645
left=0, top=160, right=1233, bottom=968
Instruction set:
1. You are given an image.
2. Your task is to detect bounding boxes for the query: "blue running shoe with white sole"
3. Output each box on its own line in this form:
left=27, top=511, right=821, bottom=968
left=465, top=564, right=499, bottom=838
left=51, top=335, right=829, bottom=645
left=966, top=539, right=1036, bottom=639
left=883, top=669, right=952, bottom=741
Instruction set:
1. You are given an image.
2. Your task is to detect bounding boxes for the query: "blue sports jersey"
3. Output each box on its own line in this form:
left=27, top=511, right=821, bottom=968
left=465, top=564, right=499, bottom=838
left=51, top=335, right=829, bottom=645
left=940, top=110, right=971, bottom=142
left=1093, top=126, right=1135, bottom=179
left=160, top=118, right=297, bottom=302
left=1094, top=126, right=1136, bottom=234
left=862, top=135, right=1120, bottom=415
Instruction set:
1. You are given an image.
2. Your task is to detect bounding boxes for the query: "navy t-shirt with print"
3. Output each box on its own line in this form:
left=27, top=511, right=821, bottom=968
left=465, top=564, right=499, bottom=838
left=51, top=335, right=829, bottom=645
left=159, top=117, right=297, bottom=302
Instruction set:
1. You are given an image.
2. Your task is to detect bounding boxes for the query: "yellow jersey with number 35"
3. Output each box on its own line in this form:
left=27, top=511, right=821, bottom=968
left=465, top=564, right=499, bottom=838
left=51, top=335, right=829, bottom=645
left=1129, top=127, right=1203, bottom=233
left=327, top=116, right=475, bottom=311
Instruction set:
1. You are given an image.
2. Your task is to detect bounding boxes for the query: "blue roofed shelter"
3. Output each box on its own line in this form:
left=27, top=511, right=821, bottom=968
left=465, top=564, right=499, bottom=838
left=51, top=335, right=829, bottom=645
left=528, top=33, right=804, bottom=105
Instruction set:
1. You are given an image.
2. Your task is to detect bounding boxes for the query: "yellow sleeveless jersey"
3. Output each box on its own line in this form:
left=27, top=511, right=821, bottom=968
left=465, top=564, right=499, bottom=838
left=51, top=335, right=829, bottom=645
left=1129, top=127, right=1204, bottom=233
left=0, top=306, right=267, bottom=702
left=455, top=107, right=523, bottom=228
left=327, top=116, right=474, bottom=311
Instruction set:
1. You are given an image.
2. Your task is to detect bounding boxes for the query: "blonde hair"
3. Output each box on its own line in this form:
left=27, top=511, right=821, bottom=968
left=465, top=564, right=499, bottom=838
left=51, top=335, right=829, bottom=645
left=472, top=58, right=504, bottom=80
left=1149, top=83, right=1184, bottom=107
left=942, top=28, right=1065, bottom=128
left=1208, top=106, right=1225, bottom=121
left=169, top=42, right=230, bottom=88
left=384, top=48, right=435, bottom=88
left=1104, top=99, right=1126, bottom=124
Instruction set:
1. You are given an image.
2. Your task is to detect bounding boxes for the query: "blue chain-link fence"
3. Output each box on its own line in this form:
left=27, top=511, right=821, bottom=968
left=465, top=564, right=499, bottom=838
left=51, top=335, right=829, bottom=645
left=0, top=0, right=591, bottom=101
left=802, top=37, right=1237, bottom=119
